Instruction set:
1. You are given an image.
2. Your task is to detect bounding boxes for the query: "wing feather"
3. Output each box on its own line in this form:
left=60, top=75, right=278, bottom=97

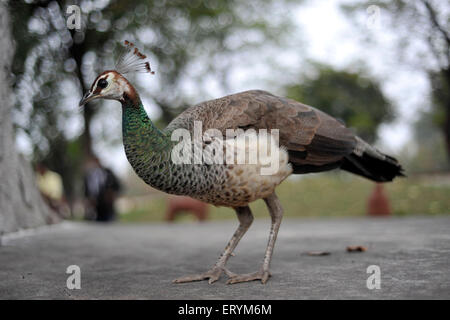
left=164, top=90, right=356, bottom=168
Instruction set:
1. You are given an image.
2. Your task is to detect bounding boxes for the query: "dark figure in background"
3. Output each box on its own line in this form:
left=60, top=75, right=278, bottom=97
left=84, top=157, right=121, bottom=222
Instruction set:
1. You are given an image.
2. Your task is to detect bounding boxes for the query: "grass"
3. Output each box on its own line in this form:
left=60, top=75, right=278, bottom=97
left=118, top=173, right=450, bottom=223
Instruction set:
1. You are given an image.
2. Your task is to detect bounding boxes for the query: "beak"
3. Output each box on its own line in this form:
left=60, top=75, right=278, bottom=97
left=79, top=91, right=99, bottom=106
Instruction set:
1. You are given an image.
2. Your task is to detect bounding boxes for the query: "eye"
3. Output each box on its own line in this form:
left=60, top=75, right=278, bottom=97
left=97, top=78, right=108, bottom=89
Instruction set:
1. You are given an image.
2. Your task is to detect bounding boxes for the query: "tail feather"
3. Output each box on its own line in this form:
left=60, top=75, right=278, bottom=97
left=340, top=137, right=405, bottom=182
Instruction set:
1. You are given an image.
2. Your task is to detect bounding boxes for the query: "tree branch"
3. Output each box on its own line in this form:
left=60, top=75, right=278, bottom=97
left=422, top=0, right=450, bottom=65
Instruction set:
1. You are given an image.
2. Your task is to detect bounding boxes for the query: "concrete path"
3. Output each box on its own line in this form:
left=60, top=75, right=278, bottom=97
left=0, top=216, right=449, bottom=299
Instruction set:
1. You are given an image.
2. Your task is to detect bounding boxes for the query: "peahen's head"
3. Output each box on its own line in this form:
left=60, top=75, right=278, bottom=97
left=79, top=41, right=154, bottom=106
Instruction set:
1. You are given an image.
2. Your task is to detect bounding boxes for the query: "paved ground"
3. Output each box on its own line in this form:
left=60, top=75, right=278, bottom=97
left=0, top=216, right=449, bottom=299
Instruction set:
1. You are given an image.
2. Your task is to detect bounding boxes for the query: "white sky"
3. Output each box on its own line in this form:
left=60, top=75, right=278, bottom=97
left=16, top=0, right=431, bottom=176
left=292, top=0, right=429, bottom=154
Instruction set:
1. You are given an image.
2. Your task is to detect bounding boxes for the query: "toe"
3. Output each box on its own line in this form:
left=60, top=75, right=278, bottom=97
left=173, top=267, right=223, bottom=284
left=226, top=270, right=271, bottom=284
left=173, top=274, right=205, bottom=283
left=222, top=267, right=237, bottom=278
left=261, top=271, right=271, bottom=284
left=226, top=273, right=258, bottom=284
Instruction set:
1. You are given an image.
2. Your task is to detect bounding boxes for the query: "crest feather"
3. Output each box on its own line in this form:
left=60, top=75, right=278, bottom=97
left=115, top=40, right=155, bottom=75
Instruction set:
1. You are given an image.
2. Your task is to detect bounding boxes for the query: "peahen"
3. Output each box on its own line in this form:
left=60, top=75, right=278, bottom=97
left=80, top=41, right=404, bottom=284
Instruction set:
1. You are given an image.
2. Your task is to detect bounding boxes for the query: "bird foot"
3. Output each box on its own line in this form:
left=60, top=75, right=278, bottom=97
left=173, top=266, right=224, bottom=284
left=224, top=268, right=271, bottom=284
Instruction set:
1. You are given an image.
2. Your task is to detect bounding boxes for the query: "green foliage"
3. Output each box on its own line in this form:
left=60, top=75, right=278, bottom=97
left=429, top=70, right=450, bottom=128
left=401, top=110, right=449, bottom=173
left=285, top=65, right=393, bottom=142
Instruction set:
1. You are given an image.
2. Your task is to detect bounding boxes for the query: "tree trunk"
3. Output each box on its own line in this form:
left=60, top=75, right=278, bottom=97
left=68, top=37, right=94, bottom=158
left=444, top=105, right=450, bottom=164
left=0, top=2, right=58, bottom=235
left=443, top=68, right=450, bottom=165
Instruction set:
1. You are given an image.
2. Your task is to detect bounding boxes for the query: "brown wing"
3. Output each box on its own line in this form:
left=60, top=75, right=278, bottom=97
left=165, top=90, right=356, bottom=171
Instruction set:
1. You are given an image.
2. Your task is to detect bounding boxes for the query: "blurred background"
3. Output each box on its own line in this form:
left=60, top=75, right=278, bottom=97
left=8, top=0, right=450, bottom=224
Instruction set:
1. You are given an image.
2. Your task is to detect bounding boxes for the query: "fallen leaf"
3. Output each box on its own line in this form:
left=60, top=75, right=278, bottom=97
left=346, top=246, right=367, bottom=253
left=306, top=251, right=331, bottom=256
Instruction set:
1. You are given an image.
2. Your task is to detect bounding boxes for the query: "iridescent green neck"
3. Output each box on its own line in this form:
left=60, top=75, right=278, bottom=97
left=120, top=93, right=225, bottom=197
left=122, top=97, right=166, bottom=144
left=121, top=95, right=172, bottom=179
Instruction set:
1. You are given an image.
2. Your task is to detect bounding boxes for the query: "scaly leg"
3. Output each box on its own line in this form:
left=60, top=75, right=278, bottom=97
left=226, top=192, right=283, bottom=284
left=173, top=206, right=254, bottom=284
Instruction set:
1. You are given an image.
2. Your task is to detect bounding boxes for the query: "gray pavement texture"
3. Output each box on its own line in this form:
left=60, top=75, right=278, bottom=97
left=0, top=216, right=449, bottom=299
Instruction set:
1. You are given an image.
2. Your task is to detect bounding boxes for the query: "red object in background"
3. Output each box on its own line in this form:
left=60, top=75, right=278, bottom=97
left=367, top=184, right=391, bottom=216
left=165, top=196, right=209, bottom=222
